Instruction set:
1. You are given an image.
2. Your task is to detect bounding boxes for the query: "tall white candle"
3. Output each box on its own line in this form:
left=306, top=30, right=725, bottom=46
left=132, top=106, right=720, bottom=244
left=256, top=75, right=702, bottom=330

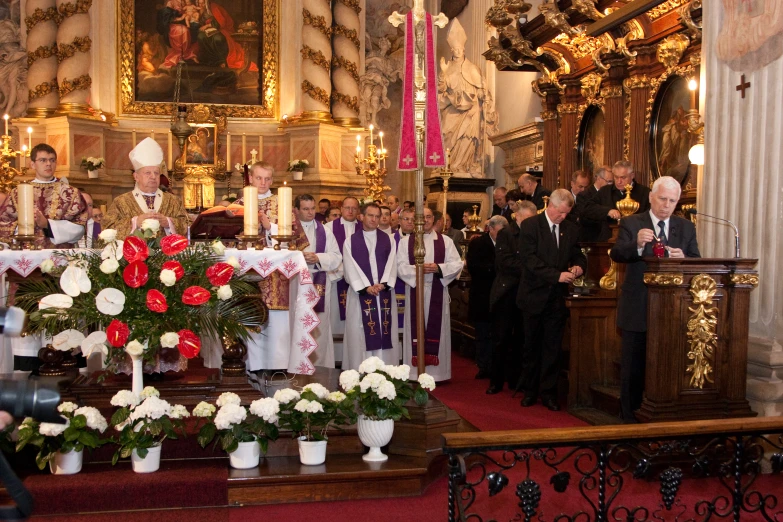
left=243, top=186, right=258, bottom=236
left=17, top=183, right=34, bottom=236
left=226, top=133, right=231, bottom=168
left=26, top=127, right=32, bottom=150
left=242, top=134, right=247, bottom=163
left=278, top=183, right=292, bottom=236
left=369, top=124, right=374, bottom=145
left=3, top=114, right=8, bottom=136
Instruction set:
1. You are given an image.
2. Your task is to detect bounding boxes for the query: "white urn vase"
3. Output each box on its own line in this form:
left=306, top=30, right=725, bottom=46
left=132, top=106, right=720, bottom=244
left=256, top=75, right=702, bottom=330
left=131, top=443, right=162, bottom=473
left=49, top=449, right=83, bottom=475
left=229, top=441, right=260, bottom=469
left=297, top=436, right=327, bottom=465
left=88, top=169, right=99, bottom=179
left=357, top=415, right=394, bottom=462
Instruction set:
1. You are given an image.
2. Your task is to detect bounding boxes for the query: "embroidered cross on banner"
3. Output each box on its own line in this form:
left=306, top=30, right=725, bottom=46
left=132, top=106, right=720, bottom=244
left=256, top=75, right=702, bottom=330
left=402, top=155, right=415, bottom=166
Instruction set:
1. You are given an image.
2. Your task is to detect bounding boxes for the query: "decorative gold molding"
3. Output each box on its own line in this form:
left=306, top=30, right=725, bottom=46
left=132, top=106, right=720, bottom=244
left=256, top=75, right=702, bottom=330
left=680, top=0, right=703, bottom=36
left=303, top=8, right=332, bottom=39
left=599, top=249, right=617, bottom=290
left=332, top=24, right=360, bottom=50
left=58, top=74, right=91, bottom=98
left=503, top=25, right=540, bottom=60
left=331, top=91, right=359, bottom=114
left=57, top=36, right=92, bottom=63
left=552, top=32, right=611, bottom=61
left=58, top=0, right=92, bottom=19
left=572, top=0, right=603, bottom=21
left=729, top=273, right=759, bottom=287
left=600, top=85, right=623, bottom=99
left=580, top=73, right=602, bottom=101
left=302, top=79, right=330, bottom=108
left=643, top=272, right=684, bottom=285
left=27, top=43, right=58, bottom=67
left=24, top=7, right=58, bottom=31
left=540, top=2, right=581, bottom=37
left=28, top=79, right=59, bottom=102
left=301, top=45, right=331, bottom=73
left=644, top=60, right=697, bottom=134
left=557, top=103, right=579, bottom=115
left=623, top=84, right=631, bottom=159
left=623, top=75, right=651, bottom=91
left=118, top=0, right=278, bottom=119
left=686, top=273, right=718, bottom=389
left=657, top=34, right=690, bottom=71
left=648, top=0, right=688, bottom=21
left=336, top=0, right=361, bottom=14
left=332, top=55, right=360, bottom=84
left=172, top=104, right=227, bottom=179
left=541, top=110, right=558, bottom=121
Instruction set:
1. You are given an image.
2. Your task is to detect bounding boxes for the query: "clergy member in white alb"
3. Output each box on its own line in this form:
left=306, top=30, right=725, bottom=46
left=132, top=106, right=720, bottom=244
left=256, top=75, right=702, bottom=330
left=342, top=203, right=400, bottom=371
left=324, top=197, right=360, bottom=362
left=398, top=207, right=463, bottom=382
left=294, top=194, right=342, bottom=368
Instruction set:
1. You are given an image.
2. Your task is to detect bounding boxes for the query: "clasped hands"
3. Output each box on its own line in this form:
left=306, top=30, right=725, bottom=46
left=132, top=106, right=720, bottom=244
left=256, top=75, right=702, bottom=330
left=303, top=252, right=319, bottom=264
left=138, top=212, right=169, bottom=228
left=636, top=228, right=684, bottom=258
left=559, top=265, right=584, bottom=284
left=366, top=283, right=386, bottom=296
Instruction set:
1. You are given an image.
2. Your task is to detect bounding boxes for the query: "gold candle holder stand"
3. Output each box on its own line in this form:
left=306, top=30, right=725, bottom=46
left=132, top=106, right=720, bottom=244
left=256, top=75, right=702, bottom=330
left=11, top=234, right=37, bottom=250
left=236, top=234, right=264, bottom=250
left=271, top=234, right=296, bottom=250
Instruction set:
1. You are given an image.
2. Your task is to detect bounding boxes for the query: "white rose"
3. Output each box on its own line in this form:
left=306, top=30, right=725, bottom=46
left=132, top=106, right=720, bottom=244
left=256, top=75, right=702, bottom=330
left=100, top=258, right=119, bottom=274
left=99, top=229, right=117, bottom=243
left=249, top=397, right=280, bottom=423
left=74, top=406, right=108, bottom=433
left=216, top=285, right=232, bottom=301
left=39, top=420, right=69, bottom=437
left=211, top=240, right=226, bottom=255
left=302, top=383, right=329, bottom=400
left=125, top=340, right=145, bottom=357
left=273, top=388, right=301, bottom=404
left=160, top=269, right=177, bottom=287
left=141, top=218, right=160, bottom=233
left=226, top=256, right=240, bottom=270
left=140, top=386, right=160, bottom=399
left=193, top=401, right=216, bottom=418
left=327, top=391, right=347, bottom=403
left=216, top=392, right=241, bottom=407
left=160, top=332, right=180, bottom=349
left=170, top=405, right=190, bottom=419
left=339, top=369, right=361, bottom=392
left=111, top=390, right=139, bottom=408
left=40, top=259, right=55, bottom=273
left=57, top=402, right=78, bottom=413
left=418, top=373, right=436, bottom=391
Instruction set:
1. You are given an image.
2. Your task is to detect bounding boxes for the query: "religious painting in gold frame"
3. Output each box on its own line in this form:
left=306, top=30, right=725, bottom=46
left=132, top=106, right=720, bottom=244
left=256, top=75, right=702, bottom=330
left=118, top=0, right=278, bottom=119
left=175, top=104, right=227, bottom=210
left=650, top=75, right=698, bottom=185
left=578, top=105, right=605, bottom=176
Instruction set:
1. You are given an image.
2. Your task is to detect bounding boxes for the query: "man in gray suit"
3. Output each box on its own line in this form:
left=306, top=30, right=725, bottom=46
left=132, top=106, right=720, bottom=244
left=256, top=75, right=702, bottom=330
left=610, top=176, right=700, bottom=423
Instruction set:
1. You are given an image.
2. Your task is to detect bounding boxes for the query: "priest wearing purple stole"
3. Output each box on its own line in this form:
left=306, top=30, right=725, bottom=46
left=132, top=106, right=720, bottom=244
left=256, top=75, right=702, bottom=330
left=295, top=194, right=342, bottom=368
left=324, top=197, right=360, bottom=362
left=397, top=207, right=463, bottom=382
left=342, top=203, right=400, bottom=370
left=392, top=208, right=415, bottom=329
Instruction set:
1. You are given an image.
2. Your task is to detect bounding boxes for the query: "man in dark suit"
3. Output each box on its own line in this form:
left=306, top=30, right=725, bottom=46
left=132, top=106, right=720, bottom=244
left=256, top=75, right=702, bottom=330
left=518, top=173, right=551, bottom=210
left=566, top=170, right=590, bottom=226
left=610, top=176, right=700, bottom=423
left=491, top=187, right=508, bottom=218
left=516, top=189, right=587, bottom=411
left=487, top=200, right=537, bottom=395
left=577, top=165, right=612, bottom=242
left=467, top=215, right=508, bottom=379
left=581, top=160, right=651, bottom=241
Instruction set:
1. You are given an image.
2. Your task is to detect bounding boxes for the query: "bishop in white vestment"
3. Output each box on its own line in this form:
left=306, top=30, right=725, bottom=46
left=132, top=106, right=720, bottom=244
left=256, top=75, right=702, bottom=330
left=295, top=195, right=342, bottom=368
left=398, top=208, right=463, bottom=382
left=342, top=204, right=400, bottom=371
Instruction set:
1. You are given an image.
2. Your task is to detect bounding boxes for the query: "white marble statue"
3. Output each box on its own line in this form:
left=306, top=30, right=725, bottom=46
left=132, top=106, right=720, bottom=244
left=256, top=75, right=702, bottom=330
left=0, top=16, right=27, bottom=118
left=360, top=36, right=402, bottom=127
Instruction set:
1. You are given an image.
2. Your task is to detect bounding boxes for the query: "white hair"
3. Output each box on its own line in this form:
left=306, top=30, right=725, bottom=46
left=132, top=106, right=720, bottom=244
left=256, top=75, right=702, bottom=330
left=488, top=215, right=508, bottom=229
left=651, top=176, right=681, bottom=198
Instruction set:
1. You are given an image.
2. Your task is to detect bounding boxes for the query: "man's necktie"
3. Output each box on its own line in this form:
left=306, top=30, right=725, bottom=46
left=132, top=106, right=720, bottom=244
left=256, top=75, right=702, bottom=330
left=552, top=224, right=558, bottom=248
left=657, top=220, right=667, bottom=245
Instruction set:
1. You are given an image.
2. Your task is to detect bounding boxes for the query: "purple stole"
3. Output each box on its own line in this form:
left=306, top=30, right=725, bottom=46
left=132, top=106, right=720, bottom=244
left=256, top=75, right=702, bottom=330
left=350, top=230, right=393, bottom=351
left=407, top=232, right=445, bottom=367
left=311, top=221, right=328, bottom=313
left=393, top=231, right=406, bottom=329
left=331, top=218, right=351, bottom=320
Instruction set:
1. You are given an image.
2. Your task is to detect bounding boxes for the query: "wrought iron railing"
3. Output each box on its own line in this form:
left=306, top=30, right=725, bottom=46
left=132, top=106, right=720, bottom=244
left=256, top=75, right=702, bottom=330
left=443, top=417, right=783, bottom=522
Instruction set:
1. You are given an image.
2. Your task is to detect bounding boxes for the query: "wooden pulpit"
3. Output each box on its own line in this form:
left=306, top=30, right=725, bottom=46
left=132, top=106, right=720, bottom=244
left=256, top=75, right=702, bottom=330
left=636, top=258, right=758, bottom=422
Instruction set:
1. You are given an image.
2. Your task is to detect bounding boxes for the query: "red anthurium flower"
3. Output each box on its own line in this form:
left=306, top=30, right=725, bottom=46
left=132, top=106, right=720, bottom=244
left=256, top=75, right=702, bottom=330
left=182, top=286, right=211, bottom=305
left=206, top=262, right=234, bottom=286
left=160, top=234, right=189, bottom=256
left=161, top=260, right=185, bottom=281
left=123, top=236, right=149, bottom=263
left=106, top=320, right=130, bottom=347
left=146, top=289, right=168, bottom=313
left=123, top=261, right=149, bottom=288
left=177, top=329, right=201, bottom=358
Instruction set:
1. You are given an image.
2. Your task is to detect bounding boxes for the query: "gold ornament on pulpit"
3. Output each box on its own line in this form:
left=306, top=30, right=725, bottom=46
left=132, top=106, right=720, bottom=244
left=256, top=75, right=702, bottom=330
left=0, top=114, right=31, bottom=194
left=466, top=205, right=482, bottom=235
left=537, top=195, right=549, bottom=215
left=436, top=148, right=453, bottom=210
left=355, top=125, right=390, bottom=202
left=616, top=184, right=639, bottom=217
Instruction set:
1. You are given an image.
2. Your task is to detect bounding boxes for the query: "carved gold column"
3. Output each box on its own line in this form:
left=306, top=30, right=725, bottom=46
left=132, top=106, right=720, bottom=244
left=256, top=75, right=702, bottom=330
left=55, top=0, right=92, bottom=115
left=601, top=54, right=627, bottom=166
left=558, top=79, right=581, bottom=188
left=301, top=0, right=333, bottom=122
left=624, top=46, right=656, bottom=187
left=331, top=0, right=361, bottom=126
left=26, top=0, right=59, bottom=117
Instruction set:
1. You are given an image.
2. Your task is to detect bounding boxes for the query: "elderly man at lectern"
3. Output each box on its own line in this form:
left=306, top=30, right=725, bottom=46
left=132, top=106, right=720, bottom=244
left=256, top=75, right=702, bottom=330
left=103, top=138, right=190, bottom=240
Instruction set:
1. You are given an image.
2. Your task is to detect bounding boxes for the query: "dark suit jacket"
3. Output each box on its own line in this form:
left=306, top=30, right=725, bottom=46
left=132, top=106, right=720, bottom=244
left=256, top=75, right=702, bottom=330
left=526, top=184, right=551, bottom=210
left=489, top=220, right=522, bottom=311
left=466, top=233, right=496, bottom=322
left=582, top=183, right=651, bottom=241
left=610, top=213, right=700, bottom=332
left=575, top=185, right=603, bottom=242
left=516, top=213, right=587, bottom=315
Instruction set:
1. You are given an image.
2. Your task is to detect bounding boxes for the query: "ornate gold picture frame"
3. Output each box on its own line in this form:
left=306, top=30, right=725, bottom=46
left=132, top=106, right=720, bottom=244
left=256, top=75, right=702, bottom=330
left=118, top=0, right=278, bottom=119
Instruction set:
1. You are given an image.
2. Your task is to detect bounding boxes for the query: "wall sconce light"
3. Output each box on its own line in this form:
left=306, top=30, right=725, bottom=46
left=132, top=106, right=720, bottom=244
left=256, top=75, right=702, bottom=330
left=687, top=77, right=704, bottom=166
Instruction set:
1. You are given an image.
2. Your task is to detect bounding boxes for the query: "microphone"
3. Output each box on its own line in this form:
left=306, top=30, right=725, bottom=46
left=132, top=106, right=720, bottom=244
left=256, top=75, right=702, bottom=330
left=686, top=208, right=740, bottom=258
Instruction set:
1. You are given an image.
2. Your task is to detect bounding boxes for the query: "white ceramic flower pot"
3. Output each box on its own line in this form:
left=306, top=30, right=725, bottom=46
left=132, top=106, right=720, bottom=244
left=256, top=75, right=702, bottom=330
left=292, top=170, right=303, bottom=181
left=357, top=415, right=394, bottom=462
left=131, top=355, right=143, bottom=397
left=88, top=169, right=99, bottom=179
left=49, top=449, right=83, bottom=475
left=131, top=444, right=161, bottom=473
left=229, top=441, right=260, bottom=469
left=298, top=436, right=327, bottom=466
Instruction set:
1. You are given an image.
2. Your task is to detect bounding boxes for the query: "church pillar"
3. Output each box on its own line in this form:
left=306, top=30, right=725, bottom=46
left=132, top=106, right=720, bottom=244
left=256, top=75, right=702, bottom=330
left=301, top=0, right=333, bottom=122
left=701, top=2, right=783, bottom=416
left=55, top=0, right=92, bottom=115
left=541, top=85, right=560, bottom=190
left=25, top=0, right=59, bottom=117
left=331, top=0, right=361, bottom=126
left=557, top=79, right=581, bottom=187
left=602, top=54, right=628, bottom=166
left=625, top=46, right=657, bottom=187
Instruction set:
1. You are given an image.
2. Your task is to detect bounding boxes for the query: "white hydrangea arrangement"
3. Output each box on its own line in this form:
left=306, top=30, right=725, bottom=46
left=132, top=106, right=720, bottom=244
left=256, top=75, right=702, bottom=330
left=286, top=159, right=309, bottom=172
left=109, top=387, right=189, bottom=465
left=80, top=157, right=105, bottom=171
left=16, top=402, right=109, bottom=470
left=341, top=356, right=436, bottom=421
left=276, top=383, right=356, bottom=442
left=194, top=393, right=281, bottom=454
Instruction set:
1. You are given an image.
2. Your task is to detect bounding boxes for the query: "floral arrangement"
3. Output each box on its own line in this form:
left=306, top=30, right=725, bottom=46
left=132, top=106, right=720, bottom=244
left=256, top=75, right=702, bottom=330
left=16, top=402, right=108, bottom=470
left=286, top=159, right=309, bottom=172
left=109, top=386, right=188, bottom=464
left=80, top=157, right=105, bottom=171
left=275, top=384, right=357, bottom=441
left=194, top=392, right=280, bottom=454
left=340, top=357, right=435, bottom=421
left=15, top=228, right=267, bottom=374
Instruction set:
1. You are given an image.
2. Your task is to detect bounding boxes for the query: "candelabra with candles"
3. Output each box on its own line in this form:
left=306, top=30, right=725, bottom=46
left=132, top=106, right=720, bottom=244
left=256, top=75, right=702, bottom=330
left=435, top=148, right=453, bottom=210
left=355, top=124, right=390, bottom=202
left=0, top=114, right=32, bottom=194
